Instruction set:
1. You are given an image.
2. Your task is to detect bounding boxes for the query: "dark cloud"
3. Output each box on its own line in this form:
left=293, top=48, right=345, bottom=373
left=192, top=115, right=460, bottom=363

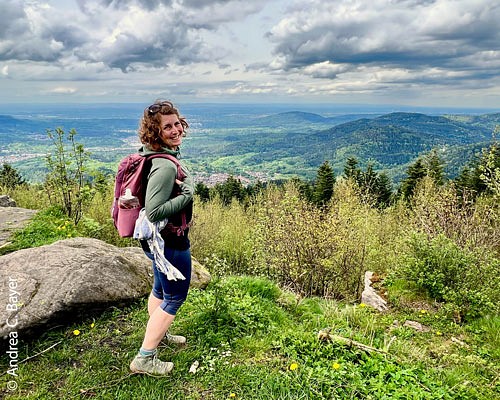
left=0, top=0, right=265, bottom=71
left=76, top=0, right=173, bottom=13
left=0, top=1, right=26, bottom=37
left=268, top=0, right=500, bottom=81
left=0, top=1, right=61, bottom=62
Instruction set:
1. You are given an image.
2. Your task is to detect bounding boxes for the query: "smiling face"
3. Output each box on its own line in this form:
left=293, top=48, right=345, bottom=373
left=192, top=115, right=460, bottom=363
left=159, top=113, right=184, bottom=149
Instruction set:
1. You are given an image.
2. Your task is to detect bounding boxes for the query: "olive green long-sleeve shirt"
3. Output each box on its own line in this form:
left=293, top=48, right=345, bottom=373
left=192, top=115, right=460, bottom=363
left=138, top=146, right=194, bottom=223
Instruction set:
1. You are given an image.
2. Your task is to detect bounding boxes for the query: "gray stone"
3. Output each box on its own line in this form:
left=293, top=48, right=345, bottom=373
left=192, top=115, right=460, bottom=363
left=191, top=258, right=211, bottom=289
left=0, top=206, right=38, bottom=248
left=0, top=237, right=211, bottom=338
left=403, top=320, right=430, bottom=332
left=0, top=195, right=16, bottom=207
left=361, top=271, right=388, bottom=311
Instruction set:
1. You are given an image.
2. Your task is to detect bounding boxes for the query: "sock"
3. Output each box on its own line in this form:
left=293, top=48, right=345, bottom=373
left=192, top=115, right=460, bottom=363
left=139, top=347, right=156, bottom=357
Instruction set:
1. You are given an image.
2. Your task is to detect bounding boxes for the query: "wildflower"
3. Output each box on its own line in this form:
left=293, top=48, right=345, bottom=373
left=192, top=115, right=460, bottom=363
left=90, top=322, right=95, bottom=328
left=289, top=362, right=299, bottom=371
left=73, top=329, right=81, bottom=336
left=420, top=309, right=427, bottom=314
left=436, top=331, right=443, bottom=336
left=332, top=362, right=341, bottom=370
left=229, top=393, right=236, bottom=398
left=359, top=303, right=366, bottom=308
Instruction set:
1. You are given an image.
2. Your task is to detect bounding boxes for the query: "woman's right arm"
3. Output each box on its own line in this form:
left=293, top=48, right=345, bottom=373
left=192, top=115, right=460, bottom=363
left=145, top=160, right=193, bottom=222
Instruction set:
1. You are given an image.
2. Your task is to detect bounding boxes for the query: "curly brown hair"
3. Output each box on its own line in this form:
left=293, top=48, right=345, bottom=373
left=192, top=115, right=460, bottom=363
left=138, top=100, right=189, bottom=148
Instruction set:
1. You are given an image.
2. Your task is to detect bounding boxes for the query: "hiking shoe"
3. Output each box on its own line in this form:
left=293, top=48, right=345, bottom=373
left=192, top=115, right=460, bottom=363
left=164, top=332, right=187, bottom=345
left=130, top=352, right=174, bottom=376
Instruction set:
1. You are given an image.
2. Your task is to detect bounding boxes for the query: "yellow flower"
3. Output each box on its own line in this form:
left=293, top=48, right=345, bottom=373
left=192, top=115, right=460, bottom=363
left=436, top=331, right=443, bottom=336
left=332, top=362, right=341, bottom=370
left=90, top=322, right=95, bottom=328
left=73, top=329, right=81, bottom=336
left=359, top=303, right=366, bottom=308
left=289, top=362, right=299, bottom=371
left=229, top=394, right=236, bottom=398
left=420, top=309, right=427, bottom=314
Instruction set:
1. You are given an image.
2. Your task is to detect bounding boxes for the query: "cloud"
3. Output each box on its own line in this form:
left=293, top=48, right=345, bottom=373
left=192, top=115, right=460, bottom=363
left=1, top=65, right=8, bottom=76
left=267, top=0, right=500, bottom=85
left=0, top=0, right=266, bottom=72
left=48, top=86, right=78, bottom=94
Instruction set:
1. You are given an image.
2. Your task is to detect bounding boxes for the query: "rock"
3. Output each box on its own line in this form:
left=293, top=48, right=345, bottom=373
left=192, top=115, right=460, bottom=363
left=0, top=237, right=211, bottom=338
left=0, top=195, right=16, bottom=207
left=191, top=258, right=211, bottom=289
left=0, top=207, right=38, bottom=248
left=403, top=320, right=430, bottom=332
left=361, top=271, right=388, bottom=311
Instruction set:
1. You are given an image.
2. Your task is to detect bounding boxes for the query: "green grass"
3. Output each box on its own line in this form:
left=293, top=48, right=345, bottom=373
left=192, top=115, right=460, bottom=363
left=1, top=276, right=498, bottom=399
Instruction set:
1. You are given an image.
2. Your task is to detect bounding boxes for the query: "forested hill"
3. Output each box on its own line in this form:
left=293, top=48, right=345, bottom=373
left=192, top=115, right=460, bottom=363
left=2, top=106, right=499, bottom=184
left=193, top=111, right=498, bottom=183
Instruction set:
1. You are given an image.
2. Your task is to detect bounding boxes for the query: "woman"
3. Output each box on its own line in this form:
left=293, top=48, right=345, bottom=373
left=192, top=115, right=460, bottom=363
left=130, top=100, right=194, bottom=376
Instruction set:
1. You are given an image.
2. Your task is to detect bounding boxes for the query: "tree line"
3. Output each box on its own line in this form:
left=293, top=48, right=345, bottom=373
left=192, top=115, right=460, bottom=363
left=190, top=140, right=500, bottom=208
left=1, top=131, right=499, bottom=211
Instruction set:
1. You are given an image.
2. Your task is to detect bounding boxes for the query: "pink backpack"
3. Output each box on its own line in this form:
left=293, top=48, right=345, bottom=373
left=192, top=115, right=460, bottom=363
left=111, top=153, right=186, bottom=237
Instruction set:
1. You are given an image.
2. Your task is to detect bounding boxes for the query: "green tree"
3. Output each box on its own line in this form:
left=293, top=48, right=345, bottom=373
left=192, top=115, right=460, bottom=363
left=195, top=182, right=210, bottom=203
left=343, top=157, right=361, bottom=183
left=375, top=172, right=393, bottom=207
left=399, top=158, right=426, bottom=200
left=290, top=177, right=313, bottom=202
left=423, top=149, right=445, bottom=186
left=0, top=163, right=26, bottom=189
left=359, top=163, right=378, bottom=197
left=213, top=175, right=246, bottom=205
left=312, top=161, right=335, bottom=206
left=455, top=140, right=500, bottom=200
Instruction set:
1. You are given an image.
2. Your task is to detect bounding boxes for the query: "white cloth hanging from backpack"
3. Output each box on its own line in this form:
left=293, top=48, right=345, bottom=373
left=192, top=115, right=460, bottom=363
left=133, top=208, right=186, bottom=281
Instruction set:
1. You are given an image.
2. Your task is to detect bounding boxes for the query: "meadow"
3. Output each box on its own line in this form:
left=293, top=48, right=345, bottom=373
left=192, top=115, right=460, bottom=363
left=1, top=168, right=499, bottom=399
left=1, top=116, right=500, bottom=398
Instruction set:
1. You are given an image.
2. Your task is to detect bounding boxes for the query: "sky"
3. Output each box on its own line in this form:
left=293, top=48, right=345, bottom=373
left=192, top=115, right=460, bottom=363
left=0, top=0, right=499, bottom=108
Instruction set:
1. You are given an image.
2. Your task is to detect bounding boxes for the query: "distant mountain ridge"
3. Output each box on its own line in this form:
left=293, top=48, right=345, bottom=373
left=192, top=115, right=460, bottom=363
left=1, top=107, right=498, bottom=184
left=195, top=111, right=497, bottom=183
left=253, top=111, right=381, bottom=128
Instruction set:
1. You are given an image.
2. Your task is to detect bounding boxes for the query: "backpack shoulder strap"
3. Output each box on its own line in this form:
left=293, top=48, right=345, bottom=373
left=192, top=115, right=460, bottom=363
left=147, top=153, right=186, bottom=180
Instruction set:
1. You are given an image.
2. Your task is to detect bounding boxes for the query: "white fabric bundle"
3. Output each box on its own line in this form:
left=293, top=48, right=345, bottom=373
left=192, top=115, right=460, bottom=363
left=133, top=208, right=186, bottom=281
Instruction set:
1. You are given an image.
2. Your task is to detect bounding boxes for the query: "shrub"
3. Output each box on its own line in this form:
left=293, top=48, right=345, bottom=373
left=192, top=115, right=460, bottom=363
left=255, top=181, right=378, bottom=300
left=190, top=195, right=258, bottom=275
left=182, top=276, right=287, bottom=346
left=391, top=232, right=500, bottom=320
left=411, top=176, right=500, bottom=254
left=44, top=127, right=94, bottom=225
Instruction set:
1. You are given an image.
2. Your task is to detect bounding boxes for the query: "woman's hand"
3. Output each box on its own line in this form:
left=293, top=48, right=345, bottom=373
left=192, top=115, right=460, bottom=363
left=176, top=178, right=194, bottom=197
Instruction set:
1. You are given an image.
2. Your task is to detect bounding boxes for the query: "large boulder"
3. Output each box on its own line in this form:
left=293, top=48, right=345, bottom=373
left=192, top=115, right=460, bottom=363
left=0, top=237, right=211, bottom=338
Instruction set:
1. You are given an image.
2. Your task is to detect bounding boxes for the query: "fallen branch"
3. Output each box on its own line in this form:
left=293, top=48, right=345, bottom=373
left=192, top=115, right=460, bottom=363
left=0, top=340, right=62, bottom=377
left=19, top=340, right=63, bottom=364
left=318, top=328, right=388, bottom=355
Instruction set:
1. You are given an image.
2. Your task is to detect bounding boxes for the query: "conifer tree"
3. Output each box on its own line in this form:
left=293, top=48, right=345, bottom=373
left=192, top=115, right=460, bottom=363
left=343, top=157, right=361, bottom=183
left=454, top=142, right=500, bottom=199
left=313, top=160, right=335, bottom=206
left=375, top=172, right=393, bottom=207
left=399, top=158, right=426, bottom=199
left=360, top=163, right=378, bottom=195
left=0, top=163, right=26, bottom=189
left=213, top=175, right=246, bottom=205
left=423, top=149, right=445, bottom=186
left=195, top=182, right=210, bottom=202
